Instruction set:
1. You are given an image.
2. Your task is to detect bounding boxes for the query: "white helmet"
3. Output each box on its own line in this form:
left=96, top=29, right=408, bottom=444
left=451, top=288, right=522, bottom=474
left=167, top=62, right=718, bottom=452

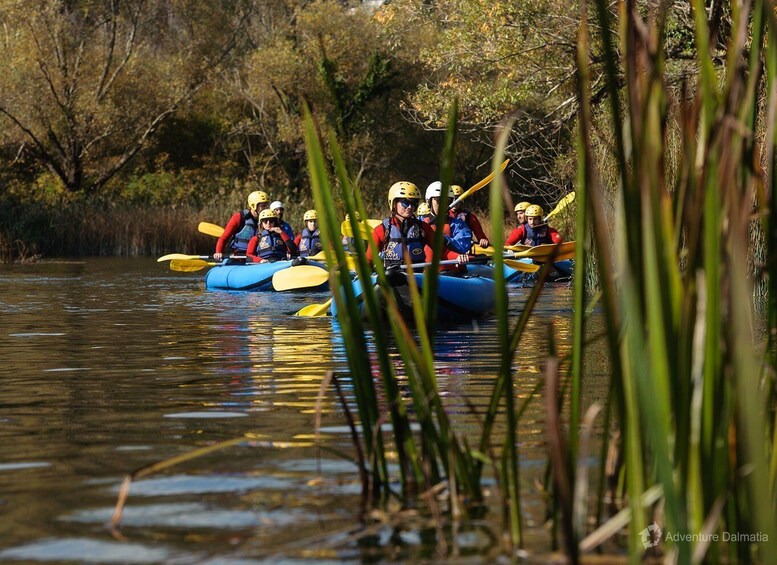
left=270, top=200, right=284, bottom=211
left=425, top=181, right=454, bottom=201
left=425, top=181, right=442, bottom=201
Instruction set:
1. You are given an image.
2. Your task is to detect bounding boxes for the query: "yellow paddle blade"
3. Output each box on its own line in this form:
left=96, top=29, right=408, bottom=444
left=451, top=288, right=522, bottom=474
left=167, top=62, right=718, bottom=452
left=472, top=245, right=497, bottom=256
left=506, top=241, right=576, bottom=259
left=503, top=259, right=540, bottom=273
left=448, top=158, right=509, bottom=208
left=198, top=222, right=225, bottom=238
left=544, top=192, right=576, bottom=221
left=158, top=253, right=208, bottom=262
left=169, top=259, right=215, bottom=272
left=272, top=265, right=329, bottom=291
left=295, top=298, right=332, bottom=317
left=340, top=218, right=381, bottom=239
left=532, top=250, right=576, bottom=263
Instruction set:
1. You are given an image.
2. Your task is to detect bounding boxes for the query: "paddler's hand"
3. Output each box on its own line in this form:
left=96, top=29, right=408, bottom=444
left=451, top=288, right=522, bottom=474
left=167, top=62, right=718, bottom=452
left=479, top=238, right=489, bottom=248
left=385, top=266, right=406, bottom=287
left=214, top=252, right=223, bottom=261
left=457, top=254, right=469, bottom=264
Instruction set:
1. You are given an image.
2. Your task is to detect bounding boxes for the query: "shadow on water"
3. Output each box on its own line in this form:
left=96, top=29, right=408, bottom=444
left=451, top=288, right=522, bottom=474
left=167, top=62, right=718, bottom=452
left=0, top=258, right=605, bottom=562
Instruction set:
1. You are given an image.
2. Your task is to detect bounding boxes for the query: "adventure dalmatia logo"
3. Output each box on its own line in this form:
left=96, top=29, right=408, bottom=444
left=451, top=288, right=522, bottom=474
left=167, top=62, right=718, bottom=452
left=640, top=522, right=768, bottom=549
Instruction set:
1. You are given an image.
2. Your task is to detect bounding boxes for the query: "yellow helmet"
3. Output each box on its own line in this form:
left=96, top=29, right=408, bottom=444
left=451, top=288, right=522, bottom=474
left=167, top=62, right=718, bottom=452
left=259, top=208, right=278, bottom=222
left=451, top=185, right=463, bottom=197
left=247, top=191, right=269, bottom=212
left=303, top=210, right=318, bottom=221
left=387, top=181, right=421, bottom=207
left=525, top=204, right=544, bottom=217
left=514, top=201, right=531, bottom=213
left=417, top=202, right=431, bottom=215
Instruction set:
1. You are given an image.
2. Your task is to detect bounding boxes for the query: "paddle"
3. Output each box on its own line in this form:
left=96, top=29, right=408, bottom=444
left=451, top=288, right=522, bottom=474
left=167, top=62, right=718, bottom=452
left=198, top=222, right=225, bottom=238
left=271, top=265, right=330, bottom=291
left=503, top=259, right=540, bottom=273
left=448, top=158, right=510, bottom=209
left=504, top=241, right=576, bottom=259
left=340, top=218, right=382, bottom=239
left=295, top=298, right=333, bottom=317
left=170, top=259, right=217, bottom=272
left=543, top=192, right=576, bottom=221
left=158, top=253, right=213, bottom=262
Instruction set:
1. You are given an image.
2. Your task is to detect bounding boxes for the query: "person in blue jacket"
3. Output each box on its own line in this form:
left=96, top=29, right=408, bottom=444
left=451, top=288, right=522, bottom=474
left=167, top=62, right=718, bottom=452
left=270, top=201, right=295, bottom=240
left=424, top=181, right=474, bottom=260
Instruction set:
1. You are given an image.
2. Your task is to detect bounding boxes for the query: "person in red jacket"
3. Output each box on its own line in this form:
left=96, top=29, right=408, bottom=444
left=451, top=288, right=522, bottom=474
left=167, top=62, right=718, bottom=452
left=505, top=201, right=532, bottom=246
left=523, top=204, right=562, bottom=246
left=450, top=184, right=489, bottom=248
left=246, top=209, right=298, bottom=263
left=366, top=181, right=436, bottom=267
left=214, top=190, right=269, bottom=260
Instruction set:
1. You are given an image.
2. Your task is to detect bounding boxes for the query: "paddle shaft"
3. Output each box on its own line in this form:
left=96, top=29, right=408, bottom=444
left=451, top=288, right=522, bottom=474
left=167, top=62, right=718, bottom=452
left=448, top=158, right=509, bottom=209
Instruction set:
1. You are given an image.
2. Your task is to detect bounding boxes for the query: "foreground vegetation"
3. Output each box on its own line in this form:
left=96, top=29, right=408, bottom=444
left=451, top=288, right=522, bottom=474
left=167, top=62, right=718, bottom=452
left=305, top=0, right=777, bottom=562
left=16, top=0, right=777, bottom=560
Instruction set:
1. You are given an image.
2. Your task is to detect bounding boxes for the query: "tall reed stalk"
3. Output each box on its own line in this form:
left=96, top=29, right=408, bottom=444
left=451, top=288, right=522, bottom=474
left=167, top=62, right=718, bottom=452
left=563, top=1, right=777, bottom=562
left=303, top=99, right=552, bottom=550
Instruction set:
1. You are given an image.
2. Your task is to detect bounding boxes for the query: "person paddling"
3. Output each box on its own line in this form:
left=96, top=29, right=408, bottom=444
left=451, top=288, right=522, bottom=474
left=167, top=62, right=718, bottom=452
left=367, top=181, right=437, bottom=269
left=450, top=184, right=490, bottom=249
left=246, top=209, right=299, bottom=263
left=416, top=201, right=432, bottom=222
left=214, top=190, right=269, bottom=261
left=505, top=201, right=532, bottom=246
left=295, top=210, right=323, bottom=258
left=524, top=204, right=562, bottom=246
left=423, top=181, right=472, bottom=269
left=270, top=200, right=295, bottom=239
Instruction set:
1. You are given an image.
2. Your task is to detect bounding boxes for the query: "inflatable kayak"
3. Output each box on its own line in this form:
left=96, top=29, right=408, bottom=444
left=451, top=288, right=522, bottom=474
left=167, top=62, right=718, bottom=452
left=205, top=260, right=328, bottom=291
left=331, top=271, right=496, bottom=322
left=467, top=259, right=574, bottom=283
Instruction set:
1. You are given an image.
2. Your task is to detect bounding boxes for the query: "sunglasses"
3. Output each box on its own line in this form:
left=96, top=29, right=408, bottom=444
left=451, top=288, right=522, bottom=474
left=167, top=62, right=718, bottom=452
left=397, top=199, right=419, bottom=209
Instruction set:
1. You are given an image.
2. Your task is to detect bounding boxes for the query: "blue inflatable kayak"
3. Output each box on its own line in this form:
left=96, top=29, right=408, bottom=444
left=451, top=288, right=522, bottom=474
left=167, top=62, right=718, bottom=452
left=331, top=272, right=496, bottom=322
left=467, top=259, right=574, bottom=283
left=205, top=260, right=328, bottom=291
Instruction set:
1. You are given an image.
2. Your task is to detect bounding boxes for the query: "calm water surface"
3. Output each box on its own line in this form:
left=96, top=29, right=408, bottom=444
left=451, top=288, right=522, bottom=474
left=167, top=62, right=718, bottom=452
left=0, top=258, right=607, bottom=563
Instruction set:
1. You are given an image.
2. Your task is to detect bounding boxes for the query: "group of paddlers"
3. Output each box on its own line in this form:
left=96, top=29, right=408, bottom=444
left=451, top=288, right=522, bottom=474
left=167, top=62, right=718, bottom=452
left=214, top=182, right=562, bottom=268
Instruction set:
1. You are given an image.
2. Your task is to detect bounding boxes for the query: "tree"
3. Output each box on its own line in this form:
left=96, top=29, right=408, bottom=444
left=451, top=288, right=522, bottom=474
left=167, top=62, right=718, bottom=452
left=0, top=0, right=253, bottom=193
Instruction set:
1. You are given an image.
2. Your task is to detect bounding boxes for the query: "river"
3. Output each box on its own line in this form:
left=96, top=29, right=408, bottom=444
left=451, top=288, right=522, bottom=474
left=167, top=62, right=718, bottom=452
left=0, top=257, right=606, bottom=562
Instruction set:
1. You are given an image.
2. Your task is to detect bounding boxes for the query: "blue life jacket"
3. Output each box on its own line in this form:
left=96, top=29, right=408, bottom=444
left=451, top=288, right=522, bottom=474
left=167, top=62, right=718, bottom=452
left=298, top=227, right=322, bottom=257
left=380, top=217, right=426, bottom=266
left=525, top=224, right=553, bottom=246
left=446, top=214, right=473, bottom=254
left=257, top=229, right=287, bottom=261
left=280, top=220, right=295, bottom=240
left=231, top=209, right=257, bottom=252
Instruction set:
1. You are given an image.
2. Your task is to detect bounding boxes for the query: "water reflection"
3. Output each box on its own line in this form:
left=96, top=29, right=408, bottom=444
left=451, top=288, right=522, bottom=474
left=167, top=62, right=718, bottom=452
left=0, top=259, right=604, bottom=562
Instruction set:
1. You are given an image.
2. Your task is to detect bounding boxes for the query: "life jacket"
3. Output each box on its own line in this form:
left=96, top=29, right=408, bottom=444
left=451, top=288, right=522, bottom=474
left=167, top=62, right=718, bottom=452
left=451, top=210, right=469, bottom=223
left=257, top=229, right=287, bottom=261
left=280, top=220, right=295, bottom=240
left=231, top=209, right=257, bottom=252
left=525, top=224, right=554, bottom=246
left=380, top=217, right=426, bottom=266
left=298, top=227, right=322, bottom=257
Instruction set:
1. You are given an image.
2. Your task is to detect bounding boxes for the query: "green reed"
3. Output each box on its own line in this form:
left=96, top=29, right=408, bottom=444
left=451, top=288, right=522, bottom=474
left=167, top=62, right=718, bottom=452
left=302, top=98, right=551, bottom=548
left=561, top=0, right=777, bottom=562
